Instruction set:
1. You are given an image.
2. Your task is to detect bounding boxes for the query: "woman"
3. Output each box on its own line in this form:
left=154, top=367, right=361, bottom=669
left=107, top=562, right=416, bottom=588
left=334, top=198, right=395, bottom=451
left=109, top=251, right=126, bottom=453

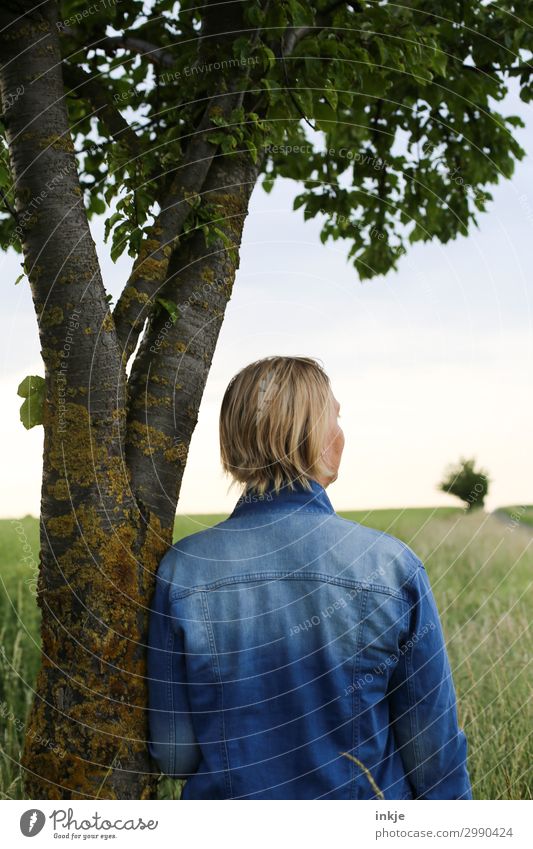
left=147, top=355, right=472, bottom=800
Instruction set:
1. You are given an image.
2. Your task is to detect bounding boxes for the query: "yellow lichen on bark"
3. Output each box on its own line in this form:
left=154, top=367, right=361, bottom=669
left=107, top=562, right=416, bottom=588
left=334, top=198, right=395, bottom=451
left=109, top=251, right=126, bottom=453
left=47, top=403, right=95, bottom=487
left=47, top=512, right=76, bottom=538
left=105, top=454, right=132, bottom=502
left=130, top=391, right=172, bottom=411
left=51, top=503, right=140, bottom=595
left=41, top=306, right=64, bottom=327
left=100, top=520, right=139, bottom=598
left=49, top=478, right=70, bottom=500
left=40, top=134, right=75, bottom=153
left=128, top=419, right=176, bottom=458
left=171, top=441, right=188, bottom=465
left=129, top=238, right=170, bottom=284
left=139, top=509, right=168, bottom=577
left=47, top=404, right=131, bottom=502
left=201, top=266, right=215, bottom=283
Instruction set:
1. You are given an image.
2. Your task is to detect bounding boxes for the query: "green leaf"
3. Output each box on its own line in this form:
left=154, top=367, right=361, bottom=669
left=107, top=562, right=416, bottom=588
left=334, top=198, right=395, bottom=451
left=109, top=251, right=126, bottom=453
left=432, top=48, right=447, bottom=77
left=245, top=139, right=258, bottom=163
left=155, top=297, right=180, bottom=323
left=505, top=115, right=525, bottom=128
left=14, top=260, right=27, bottom=285
left=259, top=44, right=277, bottom=72
left=110, top=220, right=131, bottom=263
left=104, top=211, right=125, bottom=243
left=323, top=81, right=338, bottom=113
left=17, top=375, right=45, bottom=429
left=90, top=195, right=106, bottom=216
left=408, top=223, right=427, bottom=244
left=128, top=227, right=142, bottom=257
left=262, top=176, right=275, bottom=193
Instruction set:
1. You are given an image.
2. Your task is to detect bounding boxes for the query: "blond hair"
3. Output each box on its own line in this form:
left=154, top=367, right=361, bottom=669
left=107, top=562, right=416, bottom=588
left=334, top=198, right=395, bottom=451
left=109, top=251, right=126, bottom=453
left=219, top=356, right=335, bottom=495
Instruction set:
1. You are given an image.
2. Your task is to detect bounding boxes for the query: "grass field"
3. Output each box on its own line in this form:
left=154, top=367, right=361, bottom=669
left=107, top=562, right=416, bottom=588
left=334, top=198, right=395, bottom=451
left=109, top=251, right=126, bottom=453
left=1, top=507, right=531, bottom=800
left=496, top=505, right=533, bottom=528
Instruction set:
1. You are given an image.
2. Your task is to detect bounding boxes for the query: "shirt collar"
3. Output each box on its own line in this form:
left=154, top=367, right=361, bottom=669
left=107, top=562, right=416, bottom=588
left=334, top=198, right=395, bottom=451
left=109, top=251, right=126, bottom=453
left=229, top=477, right=335, bottom=519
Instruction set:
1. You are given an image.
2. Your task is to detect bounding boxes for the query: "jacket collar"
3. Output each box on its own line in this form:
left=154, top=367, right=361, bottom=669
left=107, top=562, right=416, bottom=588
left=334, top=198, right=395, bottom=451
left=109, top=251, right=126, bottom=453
left=229, top=477, right=335, bottom=519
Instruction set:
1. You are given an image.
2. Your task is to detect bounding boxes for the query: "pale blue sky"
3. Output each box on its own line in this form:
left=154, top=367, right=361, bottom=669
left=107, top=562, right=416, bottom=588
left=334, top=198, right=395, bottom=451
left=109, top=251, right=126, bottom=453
left=1, top=84, right=532, bottom=517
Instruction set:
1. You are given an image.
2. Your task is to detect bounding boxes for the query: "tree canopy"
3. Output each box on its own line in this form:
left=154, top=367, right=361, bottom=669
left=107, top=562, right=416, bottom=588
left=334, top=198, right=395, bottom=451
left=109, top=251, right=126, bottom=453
left=439, top=456, right=491, bottom=509
left=2, top=0, right=531, bottom=284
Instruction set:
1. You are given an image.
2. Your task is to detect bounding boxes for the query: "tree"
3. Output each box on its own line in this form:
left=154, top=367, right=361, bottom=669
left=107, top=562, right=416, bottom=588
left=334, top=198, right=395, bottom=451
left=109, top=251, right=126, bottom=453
left=0, top=0, right=530, bottom=799
left=439, top=457, right=491, bottom=510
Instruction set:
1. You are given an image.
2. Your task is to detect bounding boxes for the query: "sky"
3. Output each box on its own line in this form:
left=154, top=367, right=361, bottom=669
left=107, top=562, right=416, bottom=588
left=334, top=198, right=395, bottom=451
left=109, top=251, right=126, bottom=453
left=1, top=86, right=532, bottom=518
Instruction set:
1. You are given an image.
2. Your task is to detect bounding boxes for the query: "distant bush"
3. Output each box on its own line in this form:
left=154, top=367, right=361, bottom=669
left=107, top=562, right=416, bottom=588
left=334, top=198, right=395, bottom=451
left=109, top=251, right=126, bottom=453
left=438, top=457, right=490, bottom=510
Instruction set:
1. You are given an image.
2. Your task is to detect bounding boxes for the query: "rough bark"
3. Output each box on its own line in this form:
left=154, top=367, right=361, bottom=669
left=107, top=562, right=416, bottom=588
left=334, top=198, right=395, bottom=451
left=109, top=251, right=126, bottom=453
left=126, top=149, right=263, bottom=529
left=0, top=3, right=163, bottom=799
left=111, top=89, right=242, bottom=365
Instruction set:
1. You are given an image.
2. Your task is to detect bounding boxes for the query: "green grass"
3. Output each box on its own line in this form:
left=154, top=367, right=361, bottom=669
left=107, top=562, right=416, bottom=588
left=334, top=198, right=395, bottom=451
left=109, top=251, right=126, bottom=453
left=496, top=505, right=533, bottom=529
left=1, top=508, right=531, bottom=800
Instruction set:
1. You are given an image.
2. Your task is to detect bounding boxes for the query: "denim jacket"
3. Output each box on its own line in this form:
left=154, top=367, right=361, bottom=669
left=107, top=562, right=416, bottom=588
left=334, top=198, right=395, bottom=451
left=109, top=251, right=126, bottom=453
left=147, top=478, right=472, bottom=800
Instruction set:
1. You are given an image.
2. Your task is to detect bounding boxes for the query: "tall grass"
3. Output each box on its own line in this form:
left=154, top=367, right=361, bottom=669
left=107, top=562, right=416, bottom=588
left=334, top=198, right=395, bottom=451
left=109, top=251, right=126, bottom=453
left=496, top=505, right=533, bottom=529
left=0, top=515, right=41, bottom=799
left=344, top=507, right=532, bottom=800
left=0, top=509, right=531, bottom=799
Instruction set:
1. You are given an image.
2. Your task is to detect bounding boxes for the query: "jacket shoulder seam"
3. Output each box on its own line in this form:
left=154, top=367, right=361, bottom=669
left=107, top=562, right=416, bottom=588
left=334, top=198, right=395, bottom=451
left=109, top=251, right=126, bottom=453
left=169, top=570, right=411, bottom=603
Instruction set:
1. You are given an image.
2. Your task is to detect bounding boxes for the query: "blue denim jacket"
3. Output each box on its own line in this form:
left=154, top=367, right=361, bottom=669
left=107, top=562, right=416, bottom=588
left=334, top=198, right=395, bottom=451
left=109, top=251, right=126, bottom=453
left=147, top=478, right=472, bottom=800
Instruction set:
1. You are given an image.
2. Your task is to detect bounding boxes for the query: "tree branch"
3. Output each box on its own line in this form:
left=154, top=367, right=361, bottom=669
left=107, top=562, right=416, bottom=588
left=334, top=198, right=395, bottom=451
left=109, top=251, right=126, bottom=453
left=281, top=0, right=362, bottom=55
left=111, top=0, right=258, bottom=366
left=92, top=35, right=176, bottom=67
left=62, top=62, right=142, bottom=157
left=508, top=63, right=533, bottom=77
left=0, top=186, right=18, bottom=221
left=0, top=1, right=126, bottom=444
left=59, top=26, right=176, bottom=68
left=111, top=86, right=244, bottom=365
left=125, top=148, right=264, bottom=523
left=272, top=0, right=361, bottom=127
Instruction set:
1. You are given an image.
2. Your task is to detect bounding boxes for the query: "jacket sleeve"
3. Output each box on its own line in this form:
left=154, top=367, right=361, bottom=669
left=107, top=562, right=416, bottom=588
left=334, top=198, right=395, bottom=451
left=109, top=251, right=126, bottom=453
left=388, top=558, right=472, bottom=799
left=146, top=565, right=201, bottom=779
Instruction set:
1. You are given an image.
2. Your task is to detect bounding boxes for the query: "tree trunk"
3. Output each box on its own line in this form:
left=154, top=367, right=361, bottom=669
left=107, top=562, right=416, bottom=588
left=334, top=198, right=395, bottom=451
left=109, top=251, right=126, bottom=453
left=126, top=150, right=263, bottom=529
left=0, top=1, right=261, bottom=799
left=0, top=1, right=159, bottom=799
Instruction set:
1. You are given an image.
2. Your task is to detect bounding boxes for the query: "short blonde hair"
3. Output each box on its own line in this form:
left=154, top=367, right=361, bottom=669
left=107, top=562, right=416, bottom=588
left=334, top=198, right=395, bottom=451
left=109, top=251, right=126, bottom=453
left=219, top=355, right=335, bottom=495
